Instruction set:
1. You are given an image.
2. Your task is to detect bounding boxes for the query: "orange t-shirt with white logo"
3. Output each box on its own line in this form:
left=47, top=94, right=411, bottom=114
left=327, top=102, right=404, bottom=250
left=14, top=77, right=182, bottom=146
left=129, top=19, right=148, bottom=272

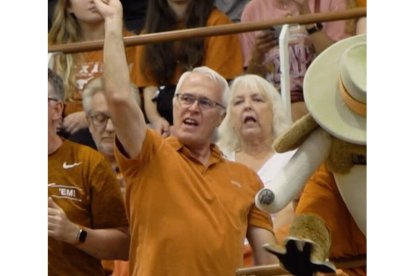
left=61, top=31, right=139, bottom=116
left=48, top=139, right=128, bottom=276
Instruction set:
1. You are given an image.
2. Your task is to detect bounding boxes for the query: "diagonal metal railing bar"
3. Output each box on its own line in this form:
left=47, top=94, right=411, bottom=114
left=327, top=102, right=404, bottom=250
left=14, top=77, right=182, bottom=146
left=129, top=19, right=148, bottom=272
left=48, top=7, right=366, bottom=54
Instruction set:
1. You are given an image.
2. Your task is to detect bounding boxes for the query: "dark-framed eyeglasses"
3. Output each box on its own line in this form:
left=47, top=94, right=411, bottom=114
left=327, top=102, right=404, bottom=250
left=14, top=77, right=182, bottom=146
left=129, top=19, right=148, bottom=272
left=88, top=113, right=112, bottom=128
left=48, top=97, right=59, bottom=102
left=175, top=93, right=225, bottom=110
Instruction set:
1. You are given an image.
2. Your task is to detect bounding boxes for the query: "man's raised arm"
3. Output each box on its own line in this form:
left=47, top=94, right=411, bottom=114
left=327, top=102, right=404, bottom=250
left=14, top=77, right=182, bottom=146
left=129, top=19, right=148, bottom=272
left=93, top=0, right=147, bottom=158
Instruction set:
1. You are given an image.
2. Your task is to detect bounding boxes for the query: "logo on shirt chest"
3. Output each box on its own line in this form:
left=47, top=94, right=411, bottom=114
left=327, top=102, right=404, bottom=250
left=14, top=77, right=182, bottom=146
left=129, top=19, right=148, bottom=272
left=48, top=183, right=82, bottom=202
left=63, top=161, right=82, bottom=169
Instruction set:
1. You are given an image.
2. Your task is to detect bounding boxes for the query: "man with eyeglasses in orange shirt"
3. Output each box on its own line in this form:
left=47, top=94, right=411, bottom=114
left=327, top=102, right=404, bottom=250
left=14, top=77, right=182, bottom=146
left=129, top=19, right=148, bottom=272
left=93, top=1, right=279, bottom=275
left=82, top=77, right=140, bottom=178
left=82, top=76, right=141, bottom=276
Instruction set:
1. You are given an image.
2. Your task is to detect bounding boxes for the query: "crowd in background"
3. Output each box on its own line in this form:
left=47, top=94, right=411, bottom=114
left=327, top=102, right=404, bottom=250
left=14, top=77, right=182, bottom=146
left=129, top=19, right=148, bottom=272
left=48, top=0, right=366, bottom=275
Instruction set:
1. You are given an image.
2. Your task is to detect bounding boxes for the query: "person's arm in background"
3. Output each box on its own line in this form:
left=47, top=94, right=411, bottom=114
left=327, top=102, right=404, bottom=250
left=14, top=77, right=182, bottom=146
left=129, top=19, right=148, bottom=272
left=239, top=3, right=276, bottom=76
left=143, top=86, right=171, bottom=137
left=62, top=111, right=89, bottom=134
left=48, top=198, right=129, bottom=260
left=247, top=226, right=279, bottom=265
left=296, top=0, right=349, bottom=54
left=93, top=0, right=147, bottom=158
left=239, top=2, right=258, bottom=67
left=245, top=30, right=277, bottom=76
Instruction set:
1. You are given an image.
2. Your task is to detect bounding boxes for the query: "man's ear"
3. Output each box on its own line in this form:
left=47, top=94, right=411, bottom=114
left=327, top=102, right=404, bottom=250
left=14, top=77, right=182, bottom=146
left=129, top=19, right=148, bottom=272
left=52, top=101, right=65, bottom=121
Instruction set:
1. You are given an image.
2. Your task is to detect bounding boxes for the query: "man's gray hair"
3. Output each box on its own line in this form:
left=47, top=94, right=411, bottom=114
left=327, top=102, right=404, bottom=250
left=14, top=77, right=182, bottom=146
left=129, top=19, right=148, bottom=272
left=48, top=68, right=65, bottom=101
left=175, top=66, right=230, bottom=107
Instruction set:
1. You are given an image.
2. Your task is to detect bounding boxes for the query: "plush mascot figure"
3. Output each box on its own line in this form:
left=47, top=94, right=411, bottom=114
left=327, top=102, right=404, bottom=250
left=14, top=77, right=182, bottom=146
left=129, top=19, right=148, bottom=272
left=256, top=34, right=367, bottom=276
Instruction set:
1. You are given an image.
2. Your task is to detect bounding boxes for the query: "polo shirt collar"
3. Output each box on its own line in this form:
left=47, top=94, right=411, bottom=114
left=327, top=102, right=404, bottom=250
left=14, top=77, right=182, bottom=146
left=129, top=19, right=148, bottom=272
left=166, top=136, right=225, bottom=166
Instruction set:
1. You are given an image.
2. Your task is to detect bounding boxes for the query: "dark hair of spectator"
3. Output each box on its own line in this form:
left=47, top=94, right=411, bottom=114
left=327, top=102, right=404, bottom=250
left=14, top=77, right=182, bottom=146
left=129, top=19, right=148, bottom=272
left=141, top=0, right=214, bottom=85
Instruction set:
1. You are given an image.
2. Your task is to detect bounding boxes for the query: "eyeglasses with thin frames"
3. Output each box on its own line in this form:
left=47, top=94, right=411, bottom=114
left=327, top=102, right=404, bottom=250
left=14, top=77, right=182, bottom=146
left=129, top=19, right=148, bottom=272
left=48, top=97, right=59, bottom=102
left=88, top=113, right=112, bottom=128
left=175, top=93, right=225, bottom=110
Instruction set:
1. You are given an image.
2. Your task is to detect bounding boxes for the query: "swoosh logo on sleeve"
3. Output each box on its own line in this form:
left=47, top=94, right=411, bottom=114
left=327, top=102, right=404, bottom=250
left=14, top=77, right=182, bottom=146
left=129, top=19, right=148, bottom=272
left=63, top=162, right=82, bottom=169
left=231, top=180, right=242, bottom=188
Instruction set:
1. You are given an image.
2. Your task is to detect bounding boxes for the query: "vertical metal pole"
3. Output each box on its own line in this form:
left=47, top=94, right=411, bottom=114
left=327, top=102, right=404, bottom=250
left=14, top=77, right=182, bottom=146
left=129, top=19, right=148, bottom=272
left=279, top=24, right=292, bottom=125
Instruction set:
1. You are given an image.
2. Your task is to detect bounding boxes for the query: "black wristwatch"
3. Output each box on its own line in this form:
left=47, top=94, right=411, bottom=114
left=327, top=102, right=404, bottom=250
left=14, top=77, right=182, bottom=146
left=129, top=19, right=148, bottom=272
left=306, top=22, right=323, bottom=34
left=76, top=228, right=88, bottom=243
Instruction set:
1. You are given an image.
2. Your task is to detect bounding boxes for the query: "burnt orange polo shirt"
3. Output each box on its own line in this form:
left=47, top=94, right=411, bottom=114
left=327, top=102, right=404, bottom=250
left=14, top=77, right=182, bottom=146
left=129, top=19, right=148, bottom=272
left=115, top=129, right=273, bottom=275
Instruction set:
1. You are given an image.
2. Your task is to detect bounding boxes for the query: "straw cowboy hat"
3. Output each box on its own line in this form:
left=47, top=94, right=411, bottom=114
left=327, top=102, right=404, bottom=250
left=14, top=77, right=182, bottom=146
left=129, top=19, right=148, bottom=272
left=304, top=34, right=366, bottom=145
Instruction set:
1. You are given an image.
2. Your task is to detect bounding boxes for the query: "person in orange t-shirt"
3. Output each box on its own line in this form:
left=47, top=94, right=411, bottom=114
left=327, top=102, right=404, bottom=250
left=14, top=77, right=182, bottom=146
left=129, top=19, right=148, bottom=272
left=49, top=0, right=140, bottom=145
left=132, top=0, right=244, bottom=137
left=48, top=69, right=129, bottom=276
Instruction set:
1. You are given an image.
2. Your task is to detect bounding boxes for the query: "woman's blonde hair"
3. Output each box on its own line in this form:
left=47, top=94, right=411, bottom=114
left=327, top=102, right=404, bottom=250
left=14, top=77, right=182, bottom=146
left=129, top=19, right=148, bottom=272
left=217, top=74, right=290, bottom=153
left=48, top=0, right=85, bottom=101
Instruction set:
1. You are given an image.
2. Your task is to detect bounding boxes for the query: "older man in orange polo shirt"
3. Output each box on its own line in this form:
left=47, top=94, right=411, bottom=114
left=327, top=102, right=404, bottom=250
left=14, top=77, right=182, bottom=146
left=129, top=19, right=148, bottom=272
left=93, top=0, right=279, bottom=275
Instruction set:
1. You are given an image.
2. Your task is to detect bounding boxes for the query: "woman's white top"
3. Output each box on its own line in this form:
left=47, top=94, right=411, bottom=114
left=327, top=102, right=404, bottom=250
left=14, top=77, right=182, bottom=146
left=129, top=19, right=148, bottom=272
left=226, top=150, right=296, bottom=188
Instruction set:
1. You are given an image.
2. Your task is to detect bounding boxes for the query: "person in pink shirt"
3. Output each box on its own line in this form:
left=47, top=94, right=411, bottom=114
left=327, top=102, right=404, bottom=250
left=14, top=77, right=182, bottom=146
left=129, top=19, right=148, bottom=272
left=240, top=0, right=353, bottom=121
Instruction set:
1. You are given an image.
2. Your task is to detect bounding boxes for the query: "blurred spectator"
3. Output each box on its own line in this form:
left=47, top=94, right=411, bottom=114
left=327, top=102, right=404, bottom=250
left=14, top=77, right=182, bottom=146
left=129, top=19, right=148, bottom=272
left=48, top=0, right=147, bottom=33
left=240, top=0, right=352, bottom=121
left=214, top=0, right=251, bottom=22
left=48, top=0, right=140, bottom=147
left=82, top=77, right=140, bottom=275
left=48, top=68, right=129, bottom=275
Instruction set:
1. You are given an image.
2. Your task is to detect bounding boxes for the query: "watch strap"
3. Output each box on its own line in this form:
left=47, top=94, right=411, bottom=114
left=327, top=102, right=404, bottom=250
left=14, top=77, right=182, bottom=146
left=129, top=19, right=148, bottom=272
left=306, top=22, right=323, bottom=34
left=76, top=228, right=88, bottom=243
